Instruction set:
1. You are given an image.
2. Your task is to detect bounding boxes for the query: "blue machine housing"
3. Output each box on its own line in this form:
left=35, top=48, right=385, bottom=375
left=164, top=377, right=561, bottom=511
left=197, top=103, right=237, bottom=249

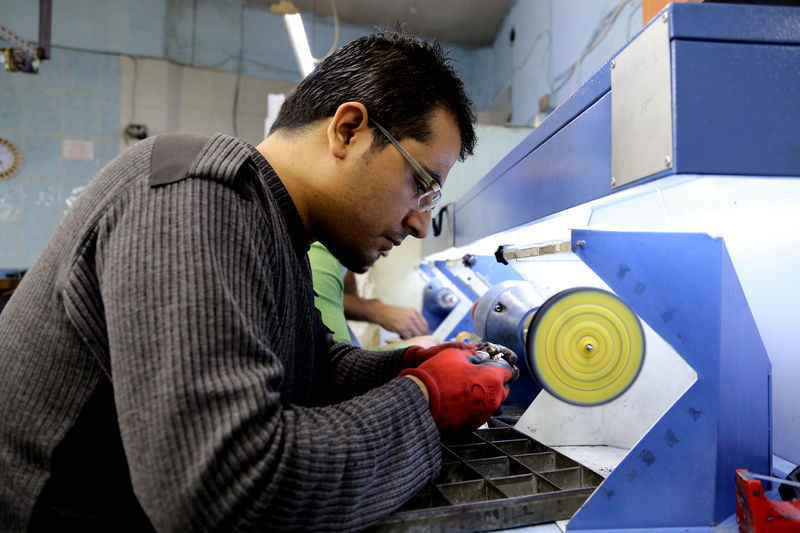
left=452, top=3, right=800, bottom=248
left=419, top=263, right=459, bottom=334
left=420, top=255, right=527, bottom=337
left=419, top=261, right=476, bottom=337
left=419, top=3, right=796, bottom=530
left=568, top=230, right=771, bottom=531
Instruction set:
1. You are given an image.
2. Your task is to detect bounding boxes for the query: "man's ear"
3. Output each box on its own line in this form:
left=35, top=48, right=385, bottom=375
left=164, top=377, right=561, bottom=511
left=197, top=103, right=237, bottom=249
left=327, top=102, right=370, bottom=159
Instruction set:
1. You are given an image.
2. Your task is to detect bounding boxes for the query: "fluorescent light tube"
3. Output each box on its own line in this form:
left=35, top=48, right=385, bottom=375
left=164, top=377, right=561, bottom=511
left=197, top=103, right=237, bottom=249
left=284, top=13, right=315, bottom=77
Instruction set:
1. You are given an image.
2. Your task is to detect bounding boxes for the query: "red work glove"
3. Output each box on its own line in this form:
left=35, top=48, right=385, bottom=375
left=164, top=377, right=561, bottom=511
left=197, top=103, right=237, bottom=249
left=401, top=341, right=477, bottom=369
left=402, top=342, right=520, bottom=382
left=400, top=348, right=513, bottom=432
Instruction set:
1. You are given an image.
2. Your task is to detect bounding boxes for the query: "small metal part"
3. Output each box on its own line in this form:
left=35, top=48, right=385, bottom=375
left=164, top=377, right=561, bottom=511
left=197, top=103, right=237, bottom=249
left=494, top=304, right=505, bottom=313
left=576, top=240, right=586, bottom=248
left=665, top=155, right=672, bottom=167
left=497, top=241, right=572, bottom=263
left=742, top=472, right=800, bottom=489
left=610, top=59, right=616, bottom=69
left=494, top=244, right=509, bottom=265
left=436, top=289, right=458, bottom=309
left=611, top=177, right=616, bottom=187
left=662, top=11, right=669, bottom=23
left=0, top=23, right=38, bottom=59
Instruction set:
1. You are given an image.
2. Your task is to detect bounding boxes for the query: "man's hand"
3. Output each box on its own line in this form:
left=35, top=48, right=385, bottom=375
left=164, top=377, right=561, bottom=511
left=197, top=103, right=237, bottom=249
left=342, top=269, right=428, bottom=339
left=381, top=334, right=439, bottom=351
left=402, top=341, right=478, bottom=369
left=400, top=348, right=513, bottom=432
left=371, top=304, right=429, bottom=339
left=403, top=341, right=520, bottom=383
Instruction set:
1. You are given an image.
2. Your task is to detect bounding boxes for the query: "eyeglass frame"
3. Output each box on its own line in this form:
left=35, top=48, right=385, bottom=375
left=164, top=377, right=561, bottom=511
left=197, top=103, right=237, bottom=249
left=369, top=118, right=442, bottom=213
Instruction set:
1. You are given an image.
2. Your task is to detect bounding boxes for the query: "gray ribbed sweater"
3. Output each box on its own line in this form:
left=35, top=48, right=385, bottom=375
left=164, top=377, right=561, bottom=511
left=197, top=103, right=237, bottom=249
left=0, top=133, right=440, bottom=531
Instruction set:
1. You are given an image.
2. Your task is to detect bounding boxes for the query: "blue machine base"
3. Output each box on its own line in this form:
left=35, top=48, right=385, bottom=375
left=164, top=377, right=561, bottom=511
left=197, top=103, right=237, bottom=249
left=567, top=231, right=771, bottom=531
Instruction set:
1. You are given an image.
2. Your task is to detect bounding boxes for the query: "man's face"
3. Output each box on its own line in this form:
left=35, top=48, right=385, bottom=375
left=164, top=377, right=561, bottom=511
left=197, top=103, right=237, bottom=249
left=322, top=108, right=462, bottom=273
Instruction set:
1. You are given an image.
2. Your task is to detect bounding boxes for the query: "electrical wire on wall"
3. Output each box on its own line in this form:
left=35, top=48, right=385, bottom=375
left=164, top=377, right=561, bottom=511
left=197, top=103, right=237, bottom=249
left=57, top=1, right=303, bottom=145
left=550, top=0, right=637, bottom=97
left=123, top=54, right=147, bottom=144
left=190, top=0, right=198, bottom=66
left=34, top=1, right=339, bottom=145
left=487, top=27, right=552, bottom=124
left=233, top=2, right=246, bottom=138
left=309, top=0, right=339, bottom=64
left=17, top=42, right=149, bottom=145
left=626, top=1, right=642, bottom=41
left=491, top=0, right=640, bottom=126
left=16, top=0, right=338, bottom=152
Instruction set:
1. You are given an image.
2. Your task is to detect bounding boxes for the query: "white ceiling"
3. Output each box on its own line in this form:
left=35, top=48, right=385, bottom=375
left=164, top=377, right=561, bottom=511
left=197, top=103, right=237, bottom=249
left=249, top=0, right=513, bottom=47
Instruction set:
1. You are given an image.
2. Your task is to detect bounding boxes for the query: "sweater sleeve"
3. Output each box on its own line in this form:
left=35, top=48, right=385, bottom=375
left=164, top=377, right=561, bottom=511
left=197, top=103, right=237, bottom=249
left=326, top=342, right=409, bottom=398
left=95, top=176, right=440, bottom=532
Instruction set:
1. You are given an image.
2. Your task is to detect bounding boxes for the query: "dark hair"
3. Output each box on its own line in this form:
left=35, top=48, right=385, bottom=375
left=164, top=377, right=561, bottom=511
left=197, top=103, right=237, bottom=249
left=270, top=31, right=477, bottom=160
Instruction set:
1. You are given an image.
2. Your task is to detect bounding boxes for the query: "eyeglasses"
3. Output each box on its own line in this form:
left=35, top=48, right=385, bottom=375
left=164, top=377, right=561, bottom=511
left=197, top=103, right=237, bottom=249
left=369, top=118, right=442, bottom=213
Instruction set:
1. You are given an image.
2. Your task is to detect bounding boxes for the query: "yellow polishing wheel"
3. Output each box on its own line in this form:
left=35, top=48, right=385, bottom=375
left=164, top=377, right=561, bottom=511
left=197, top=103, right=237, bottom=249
left=528, top=287, right=645, bottom=406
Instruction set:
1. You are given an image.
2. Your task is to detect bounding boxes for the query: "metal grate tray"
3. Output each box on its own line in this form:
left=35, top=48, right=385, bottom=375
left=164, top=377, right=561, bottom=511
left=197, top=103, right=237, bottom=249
left=369, top=427, right=603, bottom=532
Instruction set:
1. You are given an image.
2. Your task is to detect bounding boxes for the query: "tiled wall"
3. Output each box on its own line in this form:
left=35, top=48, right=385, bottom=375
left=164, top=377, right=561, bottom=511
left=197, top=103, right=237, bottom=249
left=0, top=49, right=297, bottom=271
left=119, top=56, right=296, bottom=151
left=0, top=0, right=641, bottom=276
left=0, top=48, right=121, bottom=270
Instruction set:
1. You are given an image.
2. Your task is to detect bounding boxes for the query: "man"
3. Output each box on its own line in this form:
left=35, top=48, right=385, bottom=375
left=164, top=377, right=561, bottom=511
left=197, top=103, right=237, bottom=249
left=308, top=241, right=436, bottom=347
left=0, top=32, right=517, bottom=531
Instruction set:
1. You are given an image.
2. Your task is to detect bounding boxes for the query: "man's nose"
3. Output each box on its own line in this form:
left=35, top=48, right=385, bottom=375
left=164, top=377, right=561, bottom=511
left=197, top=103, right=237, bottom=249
left=404, top=208, right=431, bottom=240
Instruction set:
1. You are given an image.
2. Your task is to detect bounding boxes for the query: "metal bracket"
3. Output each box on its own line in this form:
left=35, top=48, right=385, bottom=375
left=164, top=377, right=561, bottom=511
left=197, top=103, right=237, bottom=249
left=611, top=10, right=674, bottom=188
left=495, top=241, right=572, bottom=264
